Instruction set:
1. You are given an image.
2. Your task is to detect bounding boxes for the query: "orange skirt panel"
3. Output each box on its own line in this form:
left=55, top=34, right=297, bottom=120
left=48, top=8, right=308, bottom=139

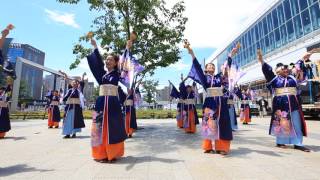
left=92, top=142, right=124, bottom=161
left=240, top=107, right=251, bottom=123
left=202, top=139, right=213, bottom=151
left=91, top=98, right=125, bottom=161
left=0, top=132, right=6, bottom=138
left=48, top=109, right=54, bottom=127
left=177, top=119, right=183, bottom=128
left=125, top=112, right=130, bottom=135
left=215, top=140, right=231, bottom=153
left=128, top=128, right=134, bottom=136
left=185, top=109, right=196, bottom=133
left=202, top=139, right=231, bottom=152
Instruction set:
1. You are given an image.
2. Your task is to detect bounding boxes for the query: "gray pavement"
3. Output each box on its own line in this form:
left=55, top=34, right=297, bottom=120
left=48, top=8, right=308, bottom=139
left=0, top=117, right=320, bottom=180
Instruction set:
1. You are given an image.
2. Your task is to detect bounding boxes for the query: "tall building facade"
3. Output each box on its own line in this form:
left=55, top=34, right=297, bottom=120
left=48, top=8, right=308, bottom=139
left=43, top=74, right=66, bottom=96
left=6, top=42, right=45, bottom=99
left=210, top=0, right=320, bottom=97
left=83, top=81, right=95, bottom=103
left=156, top=86, right=171, bottom=101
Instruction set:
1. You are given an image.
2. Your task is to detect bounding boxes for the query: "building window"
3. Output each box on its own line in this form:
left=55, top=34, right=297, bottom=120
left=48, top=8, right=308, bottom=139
left=293, top=14, right=304, bottom=38
left=254, top=25, right=260, bottom=42
left=301, top=8, right=312, bottom=34
left=263, top=17, right=268, bottom=36
left=265, top=36, right=270, bottom=53
left=260, top=39, right=266, bottom=54
left=286, top=19, right=295, bottom=42
left=277, top=3, right=285, bottom=25
left=299, top=0, right=308, bottom=11
left=272, top=9, right=279, bottom=28
left=274, top=28, right=281, bottom=48
left=290, top=0, right=300, bottom=16
left=269, top=32, right=275, bottom=51
left=258, top=22, right=264, bottom=40
left=284, top=0, right=292, bottom=20
left=308, top=0, right=317, bottom=5
left=267, top=13, right=274, bottom=31
left=310, top=3, right=320, bottom=30
left=280, top=24, right=288, bottom=45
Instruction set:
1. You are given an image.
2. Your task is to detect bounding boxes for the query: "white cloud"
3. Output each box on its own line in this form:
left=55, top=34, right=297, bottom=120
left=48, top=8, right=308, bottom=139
left=45, top=9, right=80, bottom=29
left=169, top=60, right=190, bottom=71
left=168, top=0, right=268, bottom=48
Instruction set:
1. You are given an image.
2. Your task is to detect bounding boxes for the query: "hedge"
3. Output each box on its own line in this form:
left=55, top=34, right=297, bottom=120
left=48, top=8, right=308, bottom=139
left=10, top=109, right=203, bottom=120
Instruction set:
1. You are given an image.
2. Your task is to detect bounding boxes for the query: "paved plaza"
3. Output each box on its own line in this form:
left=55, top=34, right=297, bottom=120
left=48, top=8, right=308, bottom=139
left=0, top=117, right=320, bottom=180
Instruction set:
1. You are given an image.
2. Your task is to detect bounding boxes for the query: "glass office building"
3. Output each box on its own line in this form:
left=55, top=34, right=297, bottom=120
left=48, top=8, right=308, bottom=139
left=212, top=0, right=320, bottom=72
left=6, top=43, right=45, bottom=100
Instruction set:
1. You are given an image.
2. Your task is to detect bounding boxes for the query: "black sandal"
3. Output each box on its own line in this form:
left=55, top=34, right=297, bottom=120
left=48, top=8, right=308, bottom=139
left=276, top=144, right=287, bottom=148
left=204, top=149, right=214, bottom=154
left=108, top=159, right=117, bottom=163
left=63, top=135, right=70, bottom=139
left=294, top=145, right=310, bottom=152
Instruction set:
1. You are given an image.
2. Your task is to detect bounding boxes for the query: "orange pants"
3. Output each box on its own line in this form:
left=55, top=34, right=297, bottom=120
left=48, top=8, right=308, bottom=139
left=48, top=110, right=59, bottom=127
left=185, top=109, right=196, bottom=133
left=202, top=139, right=231, bottom=153
left=92, top=141, right=124, bottom=161
left=240, top=107, right=251, bottom=123
left=125, top=112, right=134, bottom=136
left=177, top=119, right=183, bottom=128
left=0, top=132, right=6, bottom=138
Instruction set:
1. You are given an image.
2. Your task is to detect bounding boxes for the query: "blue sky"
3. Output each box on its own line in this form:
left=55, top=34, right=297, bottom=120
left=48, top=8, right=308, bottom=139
left=0, top=0, right=267, bottom=88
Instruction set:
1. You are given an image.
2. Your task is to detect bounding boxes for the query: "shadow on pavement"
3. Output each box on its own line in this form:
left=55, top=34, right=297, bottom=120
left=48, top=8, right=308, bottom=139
left=2, top=136, right=26, bottom=141
left=130, top=123, right=201, bottom=154
left=231, top=147, right=285, bottom=157
left=117, top=156, right=183, bottom=171
left=306, top=145, right=320, bottom=152
left=0, top=164, right=53, bottom=177
left=77, top=135, right=91, bottom=139
left=304, top=116, right=320, bottom=121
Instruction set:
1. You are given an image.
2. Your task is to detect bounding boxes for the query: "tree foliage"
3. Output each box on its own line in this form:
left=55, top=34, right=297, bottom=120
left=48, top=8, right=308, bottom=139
left=57, top=0, right=187, bottom=82
left=141, top=79, right=158, bottom=106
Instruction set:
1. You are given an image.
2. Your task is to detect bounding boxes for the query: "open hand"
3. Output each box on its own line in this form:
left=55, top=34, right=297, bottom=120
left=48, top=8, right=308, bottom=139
left=1, top=29, right=9, bottom=37
left=91, top=39, right=97, bottom=48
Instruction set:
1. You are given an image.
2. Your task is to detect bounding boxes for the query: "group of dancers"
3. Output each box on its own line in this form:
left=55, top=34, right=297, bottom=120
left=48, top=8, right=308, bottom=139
left=169, top=40, right=315, bottom=155
left=0, top=24, right=316, bottom=165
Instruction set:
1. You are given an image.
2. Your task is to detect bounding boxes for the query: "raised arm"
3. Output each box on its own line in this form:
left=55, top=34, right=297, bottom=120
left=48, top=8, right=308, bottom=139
left=86, top=39, right=106, bottom=84
left=223, top=43, right=240, bottom=77
left=169, top=81, right=180, bottom=99
left=0, top=25, right=12, bottom=49
left=63, top=89, right=72, bottom=102
left=179, top=81, right=187, bottom=99
left=258, top=49, right=276, bottom=83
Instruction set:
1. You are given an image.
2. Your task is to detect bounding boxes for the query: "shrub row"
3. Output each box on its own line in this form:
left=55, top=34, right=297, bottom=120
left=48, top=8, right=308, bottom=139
left=10, top=109, right=203, bottom=120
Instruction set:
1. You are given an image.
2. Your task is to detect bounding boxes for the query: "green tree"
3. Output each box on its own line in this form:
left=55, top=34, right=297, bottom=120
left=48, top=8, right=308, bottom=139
left=141, top=79, right=158, bottom=107
left=19, top=80, right=31, bottom=99
left=92, top=85, right=100, bottom=101
left=18, top=80, right=32, bottom=106
left=57, top=0, right=187, bottom=83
